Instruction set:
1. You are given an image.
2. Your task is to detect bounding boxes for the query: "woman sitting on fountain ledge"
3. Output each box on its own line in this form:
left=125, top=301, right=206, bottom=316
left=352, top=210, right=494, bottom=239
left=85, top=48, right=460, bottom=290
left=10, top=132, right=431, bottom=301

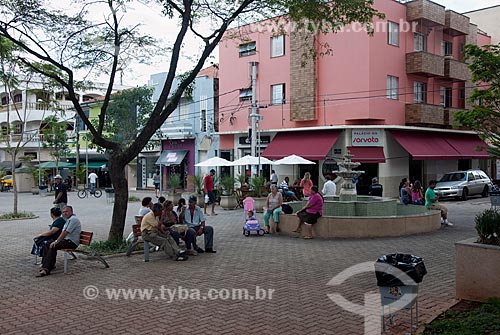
left=293, top=186, right=324, bottom=239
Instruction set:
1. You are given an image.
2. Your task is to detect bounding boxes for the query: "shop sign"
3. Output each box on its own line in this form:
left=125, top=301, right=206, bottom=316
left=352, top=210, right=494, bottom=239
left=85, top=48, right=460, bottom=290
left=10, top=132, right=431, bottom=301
left=351, top=129, right=381, bottom=146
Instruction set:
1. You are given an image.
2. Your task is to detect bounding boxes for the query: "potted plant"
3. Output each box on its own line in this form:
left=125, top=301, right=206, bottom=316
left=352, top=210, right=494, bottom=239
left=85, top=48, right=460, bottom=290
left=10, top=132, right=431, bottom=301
left=219, top=175, right=237, bottom=209
left=192, top=175, right=205, bottom=207
left=168, top=173, right=183, bottom=203
left=456, top=208, right=500, bottom=302
left=250, top=175, right=268, bottom=213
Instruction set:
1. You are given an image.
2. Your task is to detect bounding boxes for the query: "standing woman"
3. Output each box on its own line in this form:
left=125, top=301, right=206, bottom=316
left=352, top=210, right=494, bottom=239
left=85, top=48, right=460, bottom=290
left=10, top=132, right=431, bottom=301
left=264, top=184, right=283, bottom=233
left=300, top=172, right=313, bottom=198
left=294, top=186, right=324, bottom=239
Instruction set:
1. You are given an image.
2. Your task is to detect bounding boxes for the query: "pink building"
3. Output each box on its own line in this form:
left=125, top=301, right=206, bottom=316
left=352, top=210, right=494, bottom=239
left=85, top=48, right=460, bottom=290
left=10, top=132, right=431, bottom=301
left=218, top=0, right=492, bottom=196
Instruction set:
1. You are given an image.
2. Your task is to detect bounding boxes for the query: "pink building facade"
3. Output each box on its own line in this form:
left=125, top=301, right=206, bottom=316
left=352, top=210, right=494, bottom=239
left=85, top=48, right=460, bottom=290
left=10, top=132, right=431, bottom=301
left=218, top=0, right=492, bottom=196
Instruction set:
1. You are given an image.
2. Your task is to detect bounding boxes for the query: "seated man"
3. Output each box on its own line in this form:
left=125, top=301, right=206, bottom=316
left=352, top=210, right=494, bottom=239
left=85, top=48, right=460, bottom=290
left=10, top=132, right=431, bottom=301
left=425, top=180, right=452, bottom=226
left=141, top=203, right=187, bottom=261
left=32, top=207, right=66, bottom=257
left=279, top=177, right=299, bottom=201
left=183, top=195, right=216, bottom=254
left=37, top=206, right=81, bottom=277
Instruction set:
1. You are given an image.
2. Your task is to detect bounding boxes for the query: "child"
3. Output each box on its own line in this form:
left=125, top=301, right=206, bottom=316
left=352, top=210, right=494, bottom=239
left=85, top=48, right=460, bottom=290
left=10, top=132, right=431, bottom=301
left=246, top=210, right=256, bottom=221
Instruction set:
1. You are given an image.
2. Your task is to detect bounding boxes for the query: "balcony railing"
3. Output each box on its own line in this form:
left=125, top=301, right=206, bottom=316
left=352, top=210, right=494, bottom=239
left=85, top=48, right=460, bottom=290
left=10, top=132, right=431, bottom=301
left=406, top=0, right=445, bottom=26
left=406, top=52, right=444, bottom=77
left=0, top=101, right=75, bottom=113
left=444, top=58, right=469, bottom=81
left=445, top=10, right=470, bottom=36
left=405, top=103, right=445, bottom=126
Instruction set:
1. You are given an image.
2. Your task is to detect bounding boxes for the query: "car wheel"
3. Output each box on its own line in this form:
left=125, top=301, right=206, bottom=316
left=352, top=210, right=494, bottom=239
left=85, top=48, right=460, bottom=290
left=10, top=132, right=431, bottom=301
left=258, top=229, right=265, bottom=236
left=482, top=186, right=489, bottom=198
left=461, top=188, right=468, bottom=201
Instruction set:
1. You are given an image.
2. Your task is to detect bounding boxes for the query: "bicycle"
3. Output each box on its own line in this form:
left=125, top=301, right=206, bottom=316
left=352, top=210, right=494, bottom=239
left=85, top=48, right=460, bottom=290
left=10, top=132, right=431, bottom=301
left=77, top=186, right=102, bottom=199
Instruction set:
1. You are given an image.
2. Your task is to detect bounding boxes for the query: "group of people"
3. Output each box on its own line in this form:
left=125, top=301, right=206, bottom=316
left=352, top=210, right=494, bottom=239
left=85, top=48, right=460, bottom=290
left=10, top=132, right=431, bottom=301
left=138, top=195, right=217, bottom=261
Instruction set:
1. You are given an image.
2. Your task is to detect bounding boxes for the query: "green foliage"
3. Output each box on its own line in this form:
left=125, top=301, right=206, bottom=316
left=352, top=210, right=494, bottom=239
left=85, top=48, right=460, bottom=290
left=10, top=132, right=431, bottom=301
left=41, top=115, right=71, bottom=165
left=75, top=165, right=86, bottom=184
left=423, top=298, right=500, bottom=335
left=250, top=175, right=266, bottom=197
left=236, top=174, right=247, bottom=188
left=455, top=44, right=500, bottom=158
left=0, top=211, right=36, bottom=220
left=193, top=175, right=203, bottom=194
left=168, top=173, right=182, bottom=191
left=220, top=175, right=236, bottom=195
left=128, top=195, right=140, bottom=202
left=475, top=208, right=500, bottom=245
left=89, top=239, right=129, bottom=255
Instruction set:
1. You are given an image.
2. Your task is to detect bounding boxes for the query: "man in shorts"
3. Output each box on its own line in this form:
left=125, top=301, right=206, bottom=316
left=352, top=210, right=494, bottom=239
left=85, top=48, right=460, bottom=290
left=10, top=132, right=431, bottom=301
left=203, top=169, right=217, bottom=216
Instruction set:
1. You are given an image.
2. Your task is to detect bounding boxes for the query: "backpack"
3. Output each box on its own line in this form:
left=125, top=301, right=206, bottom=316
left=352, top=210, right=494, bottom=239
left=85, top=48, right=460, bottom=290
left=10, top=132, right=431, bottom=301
left=281, top=203, right=293, bottom=214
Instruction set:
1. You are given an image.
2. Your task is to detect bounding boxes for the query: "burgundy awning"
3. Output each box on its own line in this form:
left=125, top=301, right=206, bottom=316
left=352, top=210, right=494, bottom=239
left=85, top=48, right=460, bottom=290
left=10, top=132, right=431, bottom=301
left=347, top=146, right=386, bottom=163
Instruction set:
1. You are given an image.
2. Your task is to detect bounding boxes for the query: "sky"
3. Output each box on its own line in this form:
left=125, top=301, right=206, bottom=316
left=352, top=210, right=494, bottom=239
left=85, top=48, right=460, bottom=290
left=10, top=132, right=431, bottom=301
left=51, top=0, right=500, bottom=87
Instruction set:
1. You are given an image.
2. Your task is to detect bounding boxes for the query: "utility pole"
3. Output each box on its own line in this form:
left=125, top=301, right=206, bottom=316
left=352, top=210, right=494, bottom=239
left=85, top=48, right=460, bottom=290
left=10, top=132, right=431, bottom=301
left=249, top=61, right=259, bottom=176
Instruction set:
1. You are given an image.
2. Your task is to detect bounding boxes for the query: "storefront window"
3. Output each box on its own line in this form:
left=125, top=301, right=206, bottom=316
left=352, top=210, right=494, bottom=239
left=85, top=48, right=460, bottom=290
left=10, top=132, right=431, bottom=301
left=322, top=159, right=339, bottom=179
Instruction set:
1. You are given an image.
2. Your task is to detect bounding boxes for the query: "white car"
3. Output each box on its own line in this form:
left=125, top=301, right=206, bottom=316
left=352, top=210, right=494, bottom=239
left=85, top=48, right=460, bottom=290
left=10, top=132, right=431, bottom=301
left=435, top=169, right=492, bottom=201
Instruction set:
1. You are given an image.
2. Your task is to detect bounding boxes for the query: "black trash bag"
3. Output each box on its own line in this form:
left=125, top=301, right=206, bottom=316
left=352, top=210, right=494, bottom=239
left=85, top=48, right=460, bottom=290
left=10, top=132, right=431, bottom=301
left=281, top=204, right=293, bottom=214
left=375, top=253, right=427, bottom=287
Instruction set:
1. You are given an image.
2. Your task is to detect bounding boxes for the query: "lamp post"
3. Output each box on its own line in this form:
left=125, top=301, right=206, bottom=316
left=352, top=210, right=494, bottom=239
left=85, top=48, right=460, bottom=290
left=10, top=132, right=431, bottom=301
left=37, top=129, right=41, bottom=187
left=79, top=130, right=89, bottom=189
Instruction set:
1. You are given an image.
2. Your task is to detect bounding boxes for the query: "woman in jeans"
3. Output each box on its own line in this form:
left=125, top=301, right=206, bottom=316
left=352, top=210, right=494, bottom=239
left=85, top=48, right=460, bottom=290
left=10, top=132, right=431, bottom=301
left=293, top=186, right=324, bottom=239
left=264, top=184, right=283, bottom=233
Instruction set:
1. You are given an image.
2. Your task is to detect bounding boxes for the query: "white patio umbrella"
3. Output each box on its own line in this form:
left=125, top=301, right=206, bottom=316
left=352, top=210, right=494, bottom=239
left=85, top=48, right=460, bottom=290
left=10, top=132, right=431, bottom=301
left=195, top=156, right=232, bottom=167
left=273, top=154, right=316, bottom=165
left=230, top=155, right=274, bottom=166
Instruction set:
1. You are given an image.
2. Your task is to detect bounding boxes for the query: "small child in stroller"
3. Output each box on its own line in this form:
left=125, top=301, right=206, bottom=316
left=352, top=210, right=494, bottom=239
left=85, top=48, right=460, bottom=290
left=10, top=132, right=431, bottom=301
left=243, top=210, right=265, bottom=236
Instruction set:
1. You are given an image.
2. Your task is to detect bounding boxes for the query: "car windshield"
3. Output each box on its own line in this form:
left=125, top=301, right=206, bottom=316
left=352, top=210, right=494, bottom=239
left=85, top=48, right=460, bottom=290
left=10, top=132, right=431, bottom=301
left=439, top=173, right=466, bottom=182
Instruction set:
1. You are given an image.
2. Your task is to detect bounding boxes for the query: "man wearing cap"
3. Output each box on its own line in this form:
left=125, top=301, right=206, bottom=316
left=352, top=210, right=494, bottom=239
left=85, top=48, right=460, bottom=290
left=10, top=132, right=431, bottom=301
left=184, top=195, right=216, bottom=253
left=368, top=177, right=383, bottom=197
left=53, top=175, right=68, bottom=210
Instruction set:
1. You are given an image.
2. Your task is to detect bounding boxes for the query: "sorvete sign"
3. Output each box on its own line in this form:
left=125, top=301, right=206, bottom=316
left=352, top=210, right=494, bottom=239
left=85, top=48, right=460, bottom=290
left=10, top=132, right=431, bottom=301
left=351, top=129, right=381, bottom=146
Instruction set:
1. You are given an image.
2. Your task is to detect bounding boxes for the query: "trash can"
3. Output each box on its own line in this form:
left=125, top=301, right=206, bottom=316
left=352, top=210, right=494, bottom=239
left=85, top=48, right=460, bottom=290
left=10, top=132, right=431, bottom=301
left=375, top=253, right=427, bottom=332
left=105, top=188, right=115, bottom=203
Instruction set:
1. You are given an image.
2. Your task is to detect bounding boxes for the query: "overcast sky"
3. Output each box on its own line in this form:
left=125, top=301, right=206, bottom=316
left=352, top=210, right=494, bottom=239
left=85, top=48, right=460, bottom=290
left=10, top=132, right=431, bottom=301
left=56, top=0, right=499, bottom=86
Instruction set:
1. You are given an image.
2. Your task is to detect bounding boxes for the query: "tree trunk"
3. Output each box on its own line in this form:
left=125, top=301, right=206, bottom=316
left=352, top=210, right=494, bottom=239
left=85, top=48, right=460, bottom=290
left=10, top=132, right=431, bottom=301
left=10, top=153, right=18, bottom=215
left=107, top=156, right=129, bottom=241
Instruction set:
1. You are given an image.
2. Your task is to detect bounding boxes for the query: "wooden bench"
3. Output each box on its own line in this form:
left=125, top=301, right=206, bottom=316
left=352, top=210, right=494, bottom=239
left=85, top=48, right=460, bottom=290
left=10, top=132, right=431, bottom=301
left=125, top=216, right=153, bottom=262
left=61, top=231, right=110, bottom=274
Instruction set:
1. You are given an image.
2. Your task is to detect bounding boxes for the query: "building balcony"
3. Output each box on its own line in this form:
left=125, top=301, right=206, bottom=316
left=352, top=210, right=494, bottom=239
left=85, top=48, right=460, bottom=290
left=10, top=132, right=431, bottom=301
left=0, top=102, right=22, bottom=113
left=406, top=52, right=444, bottom=77
left=444, top=10, right=470, bottom=36
left=406, top=0, right=445, bottom=26
left=0, top=101, right=76, bottom=114
left=405, top=103, right=445, bottom=126
left=444, top=107, right=468, bottom=129
left=444, top=58, right=469, bottom=81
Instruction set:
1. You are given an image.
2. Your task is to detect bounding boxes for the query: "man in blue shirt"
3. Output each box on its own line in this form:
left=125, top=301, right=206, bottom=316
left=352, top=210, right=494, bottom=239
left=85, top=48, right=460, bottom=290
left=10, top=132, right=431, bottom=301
left=183, top=195, right=216, bottom=253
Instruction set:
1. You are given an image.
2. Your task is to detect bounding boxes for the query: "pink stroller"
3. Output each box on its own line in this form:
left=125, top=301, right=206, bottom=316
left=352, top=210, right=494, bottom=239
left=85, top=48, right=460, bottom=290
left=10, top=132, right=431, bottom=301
left=243, top=197, right=255, bottom=220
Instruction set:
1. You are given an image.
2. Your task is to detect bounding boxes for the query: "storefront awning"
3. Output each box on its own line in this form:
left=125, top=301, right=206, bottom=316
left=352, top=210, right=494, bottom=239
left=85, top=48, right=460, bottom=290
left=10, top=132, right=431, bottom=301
left=390, top=131, right=489, bottom=160
left=262, top=130, right=341, bottom=160
left=86, top=161, right=107, bottom=169
left=347, top=146, right=386, bottom=163
left=155, top=150, right=188, bottom=166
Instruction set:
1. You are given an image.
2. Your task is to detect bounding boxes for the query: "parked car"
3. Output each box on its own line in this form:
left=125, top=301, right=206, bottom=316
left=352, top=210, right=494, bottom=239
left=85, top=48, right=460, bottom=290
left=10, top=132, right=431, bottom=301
left=435, top=169, right=492, bottom=201
left=0, top=175, right=13, bottom=191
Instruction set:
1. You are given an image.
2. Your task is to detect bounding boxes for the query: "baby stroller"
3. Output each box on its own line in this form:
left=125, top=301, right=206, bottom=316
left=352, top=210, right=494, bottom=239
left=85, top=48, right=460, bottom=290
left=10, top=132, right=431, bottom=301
left=242, top=197, right=265, bottom=236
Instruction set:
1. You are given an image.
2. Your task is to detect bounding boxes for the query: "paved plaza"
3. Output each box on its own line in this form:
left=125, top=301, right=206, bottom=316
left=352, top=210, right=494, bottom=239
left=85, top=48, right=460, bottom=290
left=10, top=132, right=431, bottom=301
left=0, top=190, right=491, bottom=334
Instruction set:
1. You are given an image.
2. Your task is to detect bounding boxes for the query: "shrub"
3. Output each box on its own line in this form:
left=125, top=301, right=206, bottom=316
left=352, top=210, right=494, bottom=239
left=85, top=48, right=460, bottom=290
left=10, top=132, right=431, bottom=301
left=475, top=209, right=500, bottom=245
left=220, top=175, right=236, bottom=195
left=128, top=196, right=140, bottom=202
left=88, top=239, right=129, bottom=255
left=0, top=211, right=36, bottom=220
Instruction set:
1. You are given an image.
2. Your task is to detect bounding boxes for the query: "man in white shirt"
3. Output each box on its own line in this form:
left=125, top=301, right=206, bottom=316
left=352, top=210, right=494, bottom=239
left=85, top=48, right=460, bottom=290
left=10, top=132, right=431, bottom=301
left=88, top=171, right=98, bottom=194
left=270, top=170, right=278, bottom=185
left=322, top=174, right=337, bottom=196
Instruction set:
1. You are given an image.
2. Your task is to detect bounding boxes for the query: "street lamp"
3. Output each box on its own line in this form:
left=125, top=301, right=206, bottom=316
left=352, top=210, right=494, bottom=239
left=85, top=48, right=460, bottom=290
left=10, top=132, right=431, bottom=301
left=79, top=130, right=89, bottom=189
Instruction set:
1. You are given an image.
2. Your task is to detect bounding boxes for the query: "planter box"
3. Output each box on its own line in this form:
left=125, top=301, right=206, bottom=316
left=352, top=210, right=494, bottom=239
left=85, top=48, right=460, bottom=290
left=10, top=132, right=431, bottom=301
left=456, top=238, right=500, bottom=302
left=253, top=197, right=267, bottom=213
left=220, top=195, right=237, bottom=210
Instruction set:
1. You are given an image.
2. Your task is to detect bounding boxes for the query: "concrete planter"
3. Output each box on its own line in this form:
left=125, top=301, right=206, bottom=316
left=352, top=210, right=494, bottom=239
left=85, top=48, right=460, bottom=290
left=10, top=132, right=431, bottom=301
left=220, top=195, right=237, bottom=210
left=456, top=237, right=500, bottom=302
left=253, top=197, right=267, bottom=213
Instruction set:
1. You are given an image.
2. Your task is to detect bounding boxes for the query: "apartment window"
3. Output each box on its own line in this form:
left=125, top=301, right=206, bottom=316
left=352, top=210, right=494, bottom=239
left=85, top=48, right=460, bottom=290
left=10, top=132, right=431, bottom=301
left=1, top=124, right=7, bottom=135
left=387, top=21, right=399, bottom=46
left=386, top=76, right=399, bottom=100
left=441, top=41, right=453, bottom=56
left=239, top=42, right=256, bottom=57
left=440, top=87, right=452, bottom=107
left=239, top=88, right=252, bottom=102
left=414, top=82, right=426, bottom=103
left=200, top=109, right=207, bottom=132
left=13, top=94, right=22, bottom=103
left=1, top=96, right=8, bottom=105
left=270, top=35, right=285, bottom=57
left=179, top=98, right=189, bottom=121
left=12, top=122, right=22, bottom=134
left=271, top=84, right=285, bottom=105
left=414, top=33, right=426, bottom=52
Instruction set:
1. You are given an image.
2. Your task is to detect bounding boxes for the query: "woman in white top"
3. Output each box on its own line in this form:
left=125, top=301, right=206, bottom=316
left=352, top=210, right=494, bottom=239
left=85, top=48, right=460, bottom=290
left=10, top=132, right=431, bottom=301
left=264, top=184, right=283, bottom=233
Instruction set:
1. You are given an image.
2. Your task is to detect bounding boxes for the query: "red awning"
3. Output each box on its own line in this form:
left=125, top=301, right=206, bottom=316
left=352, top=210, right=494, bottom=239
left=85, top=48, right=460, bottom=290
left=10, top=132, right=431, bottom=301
left=390, top=130, right=490, bottom=160
left=262, top=130, right=341, bottom=160
left=444, top=133, right=489, bottom=159
left=347, top=146, right=386, bottom=163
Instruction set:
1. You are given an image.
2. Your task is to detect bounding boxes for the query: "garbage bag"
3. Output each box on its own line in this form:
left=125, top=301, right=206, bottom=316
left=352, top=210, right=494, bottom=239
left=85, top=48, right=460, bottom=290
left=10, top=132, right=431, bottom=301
left=375, top=253, right=427, bottom=287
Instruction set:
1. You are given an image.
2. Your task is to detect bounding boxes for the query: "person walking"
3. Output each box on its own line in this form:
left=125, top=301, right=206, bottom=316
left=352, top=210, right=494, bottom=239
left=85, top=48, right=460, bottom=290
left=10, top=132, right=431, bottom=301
left=153, top=170, right=161, bottom=198
left=53, top=175, right=68, bottom=211
left=203, top=169, right=217, bottom=216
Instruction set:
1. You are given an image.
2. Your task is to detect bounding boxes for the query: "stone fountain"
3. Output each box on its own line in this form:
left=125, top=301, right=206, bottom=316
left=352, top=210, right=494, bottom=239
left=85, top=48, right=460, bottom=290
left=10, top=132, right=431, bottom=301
left=334, top=150, right=365, bottom=201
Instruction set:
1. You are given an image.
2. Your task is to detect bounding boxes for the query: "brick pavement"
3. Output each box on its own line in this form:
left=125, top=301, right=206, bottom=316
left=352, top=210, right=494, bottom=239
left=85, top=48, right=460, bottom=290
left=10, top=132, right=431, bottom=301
left=0, top=190, right=491, bottom=334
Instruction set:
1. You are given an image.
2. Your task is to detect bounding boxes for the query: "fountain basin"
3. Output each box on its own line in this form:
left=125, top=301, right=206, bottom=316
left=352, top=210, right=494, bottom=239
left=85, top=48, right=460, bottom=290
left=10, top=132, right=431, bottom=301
left=274, top=198, right=441, bottom=238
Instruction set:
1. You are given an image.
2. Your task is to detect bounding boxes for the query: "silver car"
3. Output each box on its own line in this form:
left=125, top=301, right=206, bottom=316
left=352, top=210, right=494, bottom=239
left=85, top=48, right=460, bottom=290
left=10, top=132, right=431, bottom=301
left=435, top=169, right=492, bottom=200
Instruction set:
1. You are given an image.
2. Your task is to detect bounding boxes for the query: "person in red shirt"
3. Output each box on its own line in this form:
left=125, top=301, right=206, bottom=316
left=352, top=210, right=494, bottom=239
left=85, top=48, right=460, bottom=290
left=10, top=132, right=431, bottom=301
left=203, top=169, right=217, bottom=216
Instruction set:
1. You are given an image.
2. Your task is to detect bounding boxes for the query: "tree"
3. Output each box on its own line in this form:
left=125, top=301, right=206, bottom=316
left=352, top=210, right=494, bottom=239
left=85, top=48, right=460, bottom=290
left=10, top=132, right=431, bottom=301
left=0, top=0, right=382, bottom=240
left=455, top=44, right=500, bottom=158
left=41, top=115, right=71, bottom=171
